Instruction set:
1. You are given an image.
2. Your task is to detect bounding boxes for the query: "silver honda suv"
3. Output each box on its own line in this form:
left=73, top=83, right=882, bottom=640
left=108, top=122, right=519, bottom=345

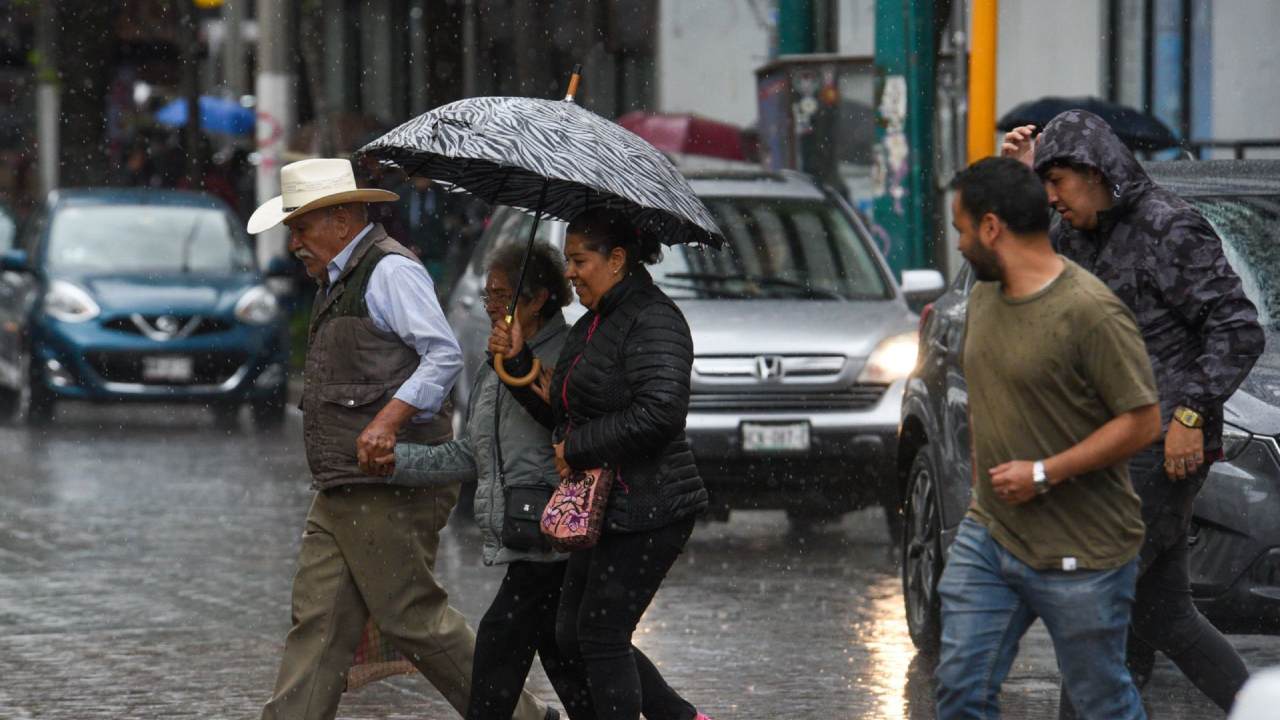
left=445, top=169, right=943, bottom=535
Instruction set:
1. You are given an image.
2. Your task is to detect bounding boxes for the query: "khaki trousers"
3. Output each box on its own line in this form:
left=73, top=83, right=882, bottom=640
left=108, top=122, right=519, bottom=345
left=262, top=483, right=547, bottom=720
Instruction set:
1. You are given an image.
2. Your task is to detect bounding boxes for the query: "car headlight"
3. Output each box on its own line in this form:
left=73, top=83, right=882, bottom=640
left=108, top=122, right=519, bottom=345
left=1222, top=421, right=1253, bottom=462
left=235, top=285, right=280, bottom=326
left=44, top=279, right=101, bottom=323
left=858, top=331, right=920, bottom=384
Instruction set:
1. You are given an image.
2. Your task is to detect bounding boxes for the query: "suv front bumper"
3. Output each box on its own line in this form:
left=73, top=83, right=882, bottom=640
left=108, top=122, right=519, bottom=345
left=684, top=379, right=904, bottom=511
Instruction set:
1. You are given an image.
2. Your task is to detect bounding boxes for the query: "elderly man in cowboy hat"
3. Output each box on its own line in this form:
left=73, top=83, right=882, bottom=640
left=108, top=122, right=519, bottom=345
left=250, top=158, right=552, bottom=720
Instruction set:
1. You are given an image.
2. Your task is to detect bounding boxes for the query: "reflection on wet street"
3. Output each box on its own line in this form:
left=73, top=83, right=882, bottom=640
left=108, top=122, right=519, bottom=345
left=0, top=405, right=1275, bottom=718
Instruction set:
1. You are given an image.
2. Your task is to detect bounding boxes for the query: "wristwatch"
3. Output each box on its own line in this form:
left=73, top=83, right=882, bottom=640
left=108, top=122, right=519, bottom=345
left=1032, top=461, right=1050, bottom=495
left=1173, top=406, right=1205, bottom=429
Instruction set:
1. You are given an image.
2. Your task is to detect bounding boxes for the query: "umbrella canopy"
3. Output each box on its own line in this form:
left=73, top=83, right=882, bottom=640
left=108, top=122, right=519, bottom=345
left=998, top=96, right=1179, bottom=152
left=155, top=96, right=255, bottom=136
left=358, top=96, right=724, bottom=248
left=617, top=111, right=748, bottom=162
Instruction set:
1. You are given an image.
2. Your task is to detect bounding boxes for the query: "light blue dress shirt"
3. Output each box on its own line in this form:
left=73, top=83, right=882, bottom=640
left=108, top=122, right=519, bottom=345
left=325, top=223, right=462, bottom=421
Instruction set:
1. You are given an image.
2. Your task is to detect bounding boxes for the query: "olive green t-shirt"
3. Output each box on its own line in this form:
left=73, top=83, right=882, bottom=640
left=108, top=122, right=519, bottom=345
left=964, top=259, right=1158, bottom=571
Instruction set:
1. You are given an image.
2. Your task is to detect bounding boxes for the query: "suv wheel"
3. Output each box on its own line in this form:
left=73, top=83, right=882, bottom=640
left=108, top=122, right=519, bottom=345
left=902, top=444, right=944, bottom=654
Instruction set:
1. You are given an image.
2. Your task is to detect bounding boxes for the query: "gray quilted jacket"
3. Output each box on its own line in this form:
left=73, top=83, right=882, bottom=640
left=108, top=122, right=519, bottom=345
left=391, top=314, right=568, bottom=565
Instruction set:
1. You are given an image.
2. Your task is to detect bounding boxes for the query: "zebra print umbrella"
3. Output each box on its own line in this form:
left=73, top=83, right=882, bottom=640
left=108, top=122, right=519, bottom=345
left=357, top=96, right=724, bottom=248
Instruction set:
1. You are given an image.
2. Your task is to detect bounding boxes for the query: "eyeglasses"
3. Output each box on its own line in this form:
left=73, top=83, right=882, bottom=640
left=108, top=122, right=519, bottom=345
left=480, top=291, right=514, bottom=308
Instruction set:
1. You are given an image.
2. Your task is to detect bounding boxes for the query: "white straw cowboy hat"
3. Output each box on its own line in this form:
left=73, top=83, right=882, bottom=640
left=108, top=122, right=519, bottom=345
left=246, top=158, right=399, bottom=234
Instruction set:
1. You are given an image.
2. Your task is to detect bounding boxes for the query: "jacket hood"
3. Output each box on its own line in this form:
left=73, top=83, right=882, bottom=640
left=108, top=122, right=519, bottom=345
left=1032, top=110, right=1153, bottom=210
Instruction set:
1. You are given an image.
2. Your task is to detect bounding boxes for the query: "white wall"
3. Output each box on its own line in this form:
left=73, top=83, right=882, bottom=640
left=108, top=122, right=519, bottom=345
left=837, top=0, right=876, bottom=56
left=656, top=1, right=771, bottom=126
left=994, top=0, right=1106, bottom=116
left=1210, top=0, right=1280, bottom=155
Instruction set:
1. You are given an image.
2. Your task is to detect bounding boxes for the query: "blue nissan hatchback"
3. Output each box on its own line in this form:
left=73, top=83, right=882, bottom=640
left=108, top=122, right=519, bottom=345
left=0, top=189, right=290, bottom=426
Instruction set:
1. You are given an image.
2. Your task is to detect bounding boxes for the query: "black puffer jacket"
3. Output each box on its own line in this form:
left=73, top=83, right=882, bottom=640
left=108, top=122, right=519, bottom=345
left=516, top=268, right=707, bottom=533
left=1034, top=110, right=1264, bottom=453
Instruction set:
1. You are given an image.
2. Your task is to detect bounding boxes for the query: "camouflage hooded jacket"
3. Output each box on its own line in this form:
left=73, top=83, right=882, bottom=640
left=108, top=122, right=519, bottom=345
left=1033, top=110, right=1264, bottom=452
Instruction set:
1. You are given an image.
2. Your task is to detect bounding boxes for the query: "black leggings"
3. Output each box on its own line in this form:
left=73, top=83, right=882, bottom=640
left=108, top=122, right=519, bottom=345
left=556, top=516, right=698, bottom=720
left=1060, top=448, right=1249, bottom=717
left=468, top=560, right=595, bottom=720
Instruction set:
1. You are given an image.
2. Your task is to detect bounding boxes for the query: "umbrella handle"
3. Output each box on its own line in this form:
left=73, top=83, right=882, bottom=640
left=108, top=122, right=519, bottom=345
left=494, top=353, right=542, bottom=388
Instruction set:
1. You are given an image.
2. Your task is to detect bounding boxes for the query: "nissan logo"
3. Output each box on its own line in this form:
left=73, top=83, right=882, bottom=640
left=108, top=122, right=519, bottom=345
left=755, top=355, right=784, bottom=381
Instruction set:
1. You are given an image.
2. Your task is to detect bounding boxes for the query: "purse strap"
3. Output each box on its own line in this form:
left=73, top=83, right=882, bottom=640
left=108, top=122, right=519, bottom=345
left=560, top=314, right=602, bottom=423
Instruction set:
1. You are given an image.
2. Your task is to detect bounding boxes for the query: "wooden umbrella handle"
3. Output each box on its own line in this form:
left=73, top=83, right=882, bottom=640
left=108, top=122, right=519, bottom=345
left=494, top=353, right=541, bottom=387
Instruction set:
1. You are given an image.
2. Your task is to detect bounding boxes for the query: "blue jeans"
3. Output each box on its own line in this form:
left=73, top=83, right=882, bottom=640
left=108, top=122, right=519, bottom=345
left=935, top=518, right=1145, bottom=720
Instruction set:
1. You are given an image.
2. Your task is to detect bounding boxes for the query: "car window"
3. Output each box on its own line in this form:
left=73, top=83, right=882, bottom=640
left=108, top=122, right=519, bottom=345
left=46, top=205, right=254, bottom=275
left=469, top=209, right=562, bottom=275
left=653, top=197, right=891, bottom=301
left=1192, top=195, right=1280, bottom=327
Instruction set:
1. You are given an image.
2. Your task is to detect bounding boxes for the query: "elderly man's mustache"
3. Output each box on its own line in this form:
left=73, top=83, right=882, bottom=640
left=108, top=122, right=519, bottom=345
left=294, top=249, right=316, bottom=261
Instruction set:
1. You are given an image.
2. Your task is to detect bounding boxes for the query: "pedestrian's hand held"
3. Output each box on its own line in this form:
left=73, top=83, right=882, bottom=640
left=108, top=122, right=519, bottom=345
left=1164, top=423, right=1205, bottom=481
left=1000, top=125, right=1037, bottom=169
left=357, top=421, right=398, bottom=477
left=487, top=316, right=525, bottom=358
left=989, top=460, right=1036, bottom=505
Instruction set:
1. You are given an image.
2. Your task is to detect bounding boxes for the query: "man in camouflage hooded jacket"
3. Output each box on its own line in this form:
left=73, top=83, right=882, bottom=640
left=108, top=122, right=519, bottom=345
left=1004, top=109, right=1264, bottom=715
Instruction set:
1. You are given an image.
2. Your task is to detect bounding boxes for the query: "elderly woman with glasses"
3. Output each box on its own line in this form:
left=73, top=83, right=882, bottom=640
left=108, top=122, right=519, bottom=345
left=376, top=240, right=592, bottom=720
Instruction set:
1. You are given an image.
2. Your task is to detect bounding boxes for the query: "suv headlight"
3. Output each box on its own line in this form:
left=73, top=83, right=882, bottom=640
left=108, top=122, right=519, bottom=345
left=1222, top=421, right=1253, bottom=462
left=235, top=285, right=280, bottom=326
left=44, top=279, right=101, bottom=323
left=858, top=331, right=919, bottom=384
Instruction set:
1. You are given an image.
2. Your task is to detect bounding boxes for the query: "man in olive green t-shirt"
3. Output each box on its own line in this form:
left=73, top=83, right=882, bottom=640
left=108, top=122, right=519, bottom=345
left=934, top=158, right=1162, bottom=720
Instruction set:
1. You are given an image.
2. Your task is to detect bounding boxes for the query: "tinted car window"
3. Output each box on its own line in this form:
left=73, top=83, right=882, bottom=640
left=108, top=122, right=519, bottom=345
left=653, top=197, right=891, bottom=301
left=1193, top=195, right=1280, bottom=326
left=46, top=205, right=254, bottom=274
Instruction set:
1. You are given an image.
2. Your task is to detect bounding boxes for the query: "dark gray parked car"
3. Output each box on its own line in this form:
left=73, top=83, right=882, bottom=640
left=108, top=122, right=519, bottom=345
left=447, top=169, right=945, bottom=532
left=898, top=160, right=1280, bottom=652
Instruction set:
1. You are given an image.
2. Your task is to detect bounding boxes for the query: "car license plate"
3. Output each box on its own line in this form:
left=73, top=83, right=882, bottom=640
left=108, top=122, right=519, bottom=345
left=741, top=421, right=810, bottom=453
left=142, top=355, right=194, bottom=383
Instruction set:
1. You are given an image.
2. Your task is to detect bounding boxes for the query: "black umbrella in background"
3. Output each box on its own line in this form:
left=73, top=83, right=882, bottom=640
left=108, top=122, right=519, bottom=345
left=998, top=96, right=1180, bottom=152
left=359, top=66, right=724, bottom=386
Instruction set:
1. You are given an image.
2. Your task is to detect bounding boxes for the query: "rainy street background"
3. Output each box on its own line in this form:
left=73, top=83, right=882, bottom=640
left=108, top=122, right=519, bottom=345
left=2, top=405, right=1277, bottom=718
left=4, top=1, right=1280, bottom=719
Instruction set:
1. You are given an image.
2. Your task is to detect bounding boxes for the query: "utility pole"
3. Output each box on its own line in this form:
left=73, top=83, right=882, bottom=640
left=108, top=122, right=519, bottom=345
left=178, top=0, right=203, bottom=189
left=871, top=0, right=939, bottom=275
left=34, top=0, right=59, bottom=196
left=255, top=0, right=293, bottom=264
left=223, top=0, right=247, bottom=97
left=967, top=0, right=998, bottom=162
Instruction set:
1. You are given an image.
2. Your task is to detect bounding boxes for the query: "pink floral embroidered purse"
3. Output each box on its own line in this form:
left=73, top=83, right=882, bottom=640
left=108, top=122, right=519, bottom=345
left=540, top=315, right=613, bottom=552
left=540, top=465, right=613, bottom=552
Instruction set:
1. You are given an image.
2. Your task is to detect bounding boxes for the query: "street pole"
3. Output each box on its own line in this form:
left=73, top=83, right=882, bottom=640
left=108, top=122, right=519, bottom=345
left=871, top=0, right=938, bottom=275
left=255, top=0, right=293, bottom=264
left=223, top=0, right=247, bottom=97
left=178, top=0, right=203, bottom=189
left=462, top=0, right=477, bottom=98
left=34, top=0, right=59, bottom=196
left=967, top=0, right=998, bottom=162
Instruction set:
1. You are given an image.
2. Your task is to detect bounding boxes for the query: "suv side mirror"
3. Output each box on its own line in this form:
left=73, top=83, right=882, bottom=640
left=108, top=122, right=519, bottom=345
left=0, top=249, right=29, bottom=274
left=901, top=269, right=945, bottom=308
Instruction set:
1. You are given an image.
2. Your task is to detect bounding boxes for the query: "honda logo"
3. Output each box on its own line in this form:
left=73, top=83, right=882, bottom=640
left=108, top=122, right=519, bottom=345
left=755, top=355, right=785, bottom=381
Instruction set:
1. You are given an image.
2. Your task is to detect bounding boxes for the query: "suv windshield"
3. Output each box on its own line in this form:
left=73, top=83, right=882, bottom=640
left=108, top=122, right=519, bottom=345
left=46, top=205, right=254, bottom=275
left=652, top=197, right=891, bottom=300
left=1194, top=195, right=1280, bottom=327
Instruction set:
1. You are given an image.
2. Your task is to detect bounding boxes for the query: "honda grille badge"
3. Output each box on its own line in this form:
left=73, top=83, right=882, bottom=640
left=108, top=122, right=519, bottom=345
left=755, top=355, right=785, bottom=381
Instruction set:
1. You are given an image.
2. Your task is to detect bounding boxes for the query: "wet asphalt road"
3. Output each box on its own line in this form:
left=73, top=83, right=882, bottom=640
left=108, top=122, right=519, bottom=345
left=1, top=404, right=1277, bottom=719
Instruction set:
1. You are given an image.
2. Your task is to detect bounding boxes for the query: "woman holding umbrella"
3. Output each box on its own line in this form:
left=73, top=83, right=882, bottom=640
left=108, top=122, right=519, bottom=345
left=494, top=208, right=712, bottom=720
left=375, top=240, right=592, bottom=720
